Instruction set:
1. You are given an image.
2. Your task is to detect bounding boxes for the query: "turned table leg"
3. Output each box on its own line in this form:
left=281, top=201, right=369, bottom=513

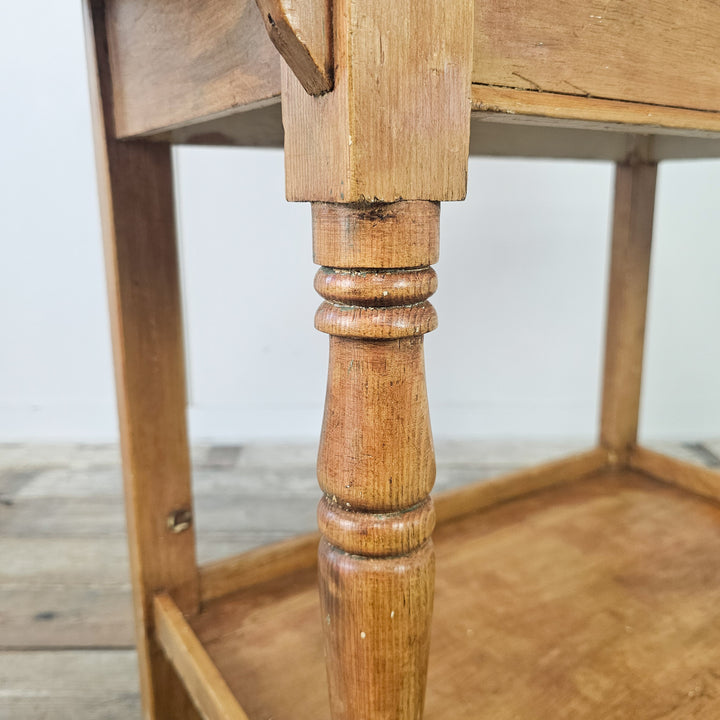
left=276, top=0, right=473, bottom=713
left=313, top=201, right=439, bottom=719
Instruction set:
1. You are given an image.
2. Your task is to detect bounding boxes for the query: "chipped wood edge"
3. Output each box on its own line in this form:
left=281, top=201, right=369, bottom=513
left=629, top=445, right=720, bottom=503
left=256, top=0, right=332, bottom=95
left=198, top=448, right=610, bottom=603
left=471, top=84, right=720, bottom=138
left=153, top=593, right=251, bottom=720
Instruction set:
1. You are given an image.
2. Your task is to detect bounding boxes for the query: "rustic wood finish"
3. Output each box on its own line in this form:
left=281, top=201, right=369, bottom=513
left=282, top=0, right=474, bottom=202
left=600, top=162, right=657, bottom=455
left=255, top=0, right=333, bottom=95
left=105, top=0, right=280, bottom=138
left=472, top=85, right=720, bottom=137
left=82, top=0, right=720, bottom=717
left=104, top=1, right=720, bottom=145
left=143, top=98, right=720, bottom=160
left=473, top=0, right=720, bottom=113
left=189, top=469, right=720, bottom=720
left=83, top=3, right=200, bottom=718
left=630, top=446, right=720, bottom=503
left=196, top=447, right=607, bottom=604
left=433, top=447, right=609, bottom=523
left=312, top=201, right=440, bottom=269
left=154, top=594, right=250, bottom=720
left=313, top=202, right=440, bottom=720
left=199, top=531, right=320, bottom=603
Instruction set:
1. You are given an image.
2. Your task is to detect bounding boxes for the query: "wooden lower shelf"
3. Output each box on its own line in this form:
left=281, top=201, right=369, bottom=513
left=163, top=459, right=720, bottom=719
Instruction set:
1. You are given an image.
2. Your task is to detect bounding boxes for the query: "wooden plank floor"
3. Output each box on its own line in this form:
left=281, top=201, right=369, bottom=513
left=1, top=440, right=717, bottom=719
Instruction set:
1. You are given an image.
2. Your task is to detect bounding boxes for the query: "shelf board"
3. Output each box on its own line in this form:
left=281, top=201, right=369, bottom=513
left=168, top=464, right=720, bottom=719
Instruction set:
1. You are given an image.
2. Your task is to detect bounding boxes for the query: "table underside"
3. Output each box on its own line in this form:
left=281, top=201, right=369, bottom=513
left=187, top=468, right=720, bottom=719
left=104, top=0, right=720, bottom=160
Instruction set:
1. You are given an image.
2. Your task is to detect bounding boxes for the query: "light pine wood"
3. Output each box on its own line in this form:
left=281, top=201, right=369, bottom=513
left=83, top=2, right=200, bottom=718
left=314, top=266, right=438, bottom=306
left=282, top=0, right=474, bottom=202
left=600, top=162, right=657, bottom=455
left=81, top=0, right=720, bottom=716
left=434, top=447, right=609, bottom=523
left=312, top=201, right=440, bottom=268
left=472, top=85, right=720, bottom=138
left=105, top=0, right=280, bottom=138
left=197, top=447, right=605, bottom=604
left=189, top=469, right=720, bottom=719
left=102, top=3, right=720, bottom=146
left=198, top=447, right=606, bottom=604
left=313, top=202, right=441, bottom=720
left=98, top=0, right=720, bottom=148
left=630, top=446, right=720, bottom=503
left=9, top=442, right=720, bottom=717
left=154, top=593, right=250, bottom=720
left=4, top=442, right=595, bottom=655
left=199, top=532, right=319, bottom=603
left=473, top=0, right=720, bottom=113
left=256, top=0, right=332, bottom=95
left=140, top=99, right=720, bottom=161
left=147, top=103, right=285, bottom=147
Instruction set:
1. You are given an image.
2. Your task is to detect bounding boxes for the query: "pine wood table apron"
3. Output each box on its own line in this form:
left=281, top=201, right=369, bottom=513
left=83, top=2, right=720, bottom=719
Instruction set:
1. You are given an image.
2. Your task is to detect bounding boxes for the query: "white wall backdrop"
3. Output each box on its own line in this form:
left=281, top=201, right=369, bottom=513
left=1, top=2, right=719, bottom=443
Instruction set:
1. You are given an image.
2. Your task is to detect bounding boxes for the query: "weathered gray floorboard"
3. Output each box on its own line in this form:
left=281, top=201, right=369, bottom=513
left=0, top=650, right=140, bottom=720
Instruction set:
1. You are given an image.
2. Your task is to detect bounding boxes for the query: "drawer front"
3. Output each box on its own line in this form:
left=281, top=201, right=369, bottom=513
left=474, top=0, right=720, bottom=112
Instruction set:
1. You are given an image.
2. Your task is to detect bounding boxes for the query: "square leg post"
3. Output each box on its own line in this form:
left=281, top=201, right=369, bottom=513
left=600, top=161, right=658, bottom=460
left=276, top=0, right=474, bottom=716
left=83, top=3, right=201, bottom=718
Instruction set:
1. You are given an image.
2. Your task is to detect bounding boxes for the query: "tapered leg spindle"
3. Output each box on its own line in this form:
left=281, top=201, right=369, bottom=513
left=278, top=0, right=473, bottom=712
left=600, top=161, right=658, bottom=457
left=313, top=201, right=439, bottom=720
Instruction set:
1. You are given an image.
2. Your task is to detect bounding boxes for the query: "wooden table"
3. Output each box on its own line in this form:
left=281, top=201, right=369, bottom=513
left=83, top=2, right=720, bottom=718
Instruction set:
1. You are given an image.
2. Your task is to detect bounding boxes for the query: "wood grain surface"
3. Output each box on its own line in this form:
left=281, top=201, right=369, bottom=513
left=630, top=445, right=720, bottom=503
left=312, top=202, right=440, bottom=269
left=193, top=468, right=720, bottom=720
left=143, top=98, right=720, bottom=160
left=312, top=202, right=441, bottom=719
left=472, top=85, right=720, bottom=137
left=600, top=162, right=657, bottom=455
left=104, top=1, right=720, bottom=143
left=256, top=0, right=333, bottom=95
left=1, top=441, right=588, bottom=654
left=84, top=2, right=201, bottom=717
left=106, top=0, right=280, bottom=138
left=4, top=441, right=719, bottom=718
left=473, top=0, right=720, bottom=113
left=282, top=0, right=473, bottom=202
left=154, top=593, right=250, bottom=720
